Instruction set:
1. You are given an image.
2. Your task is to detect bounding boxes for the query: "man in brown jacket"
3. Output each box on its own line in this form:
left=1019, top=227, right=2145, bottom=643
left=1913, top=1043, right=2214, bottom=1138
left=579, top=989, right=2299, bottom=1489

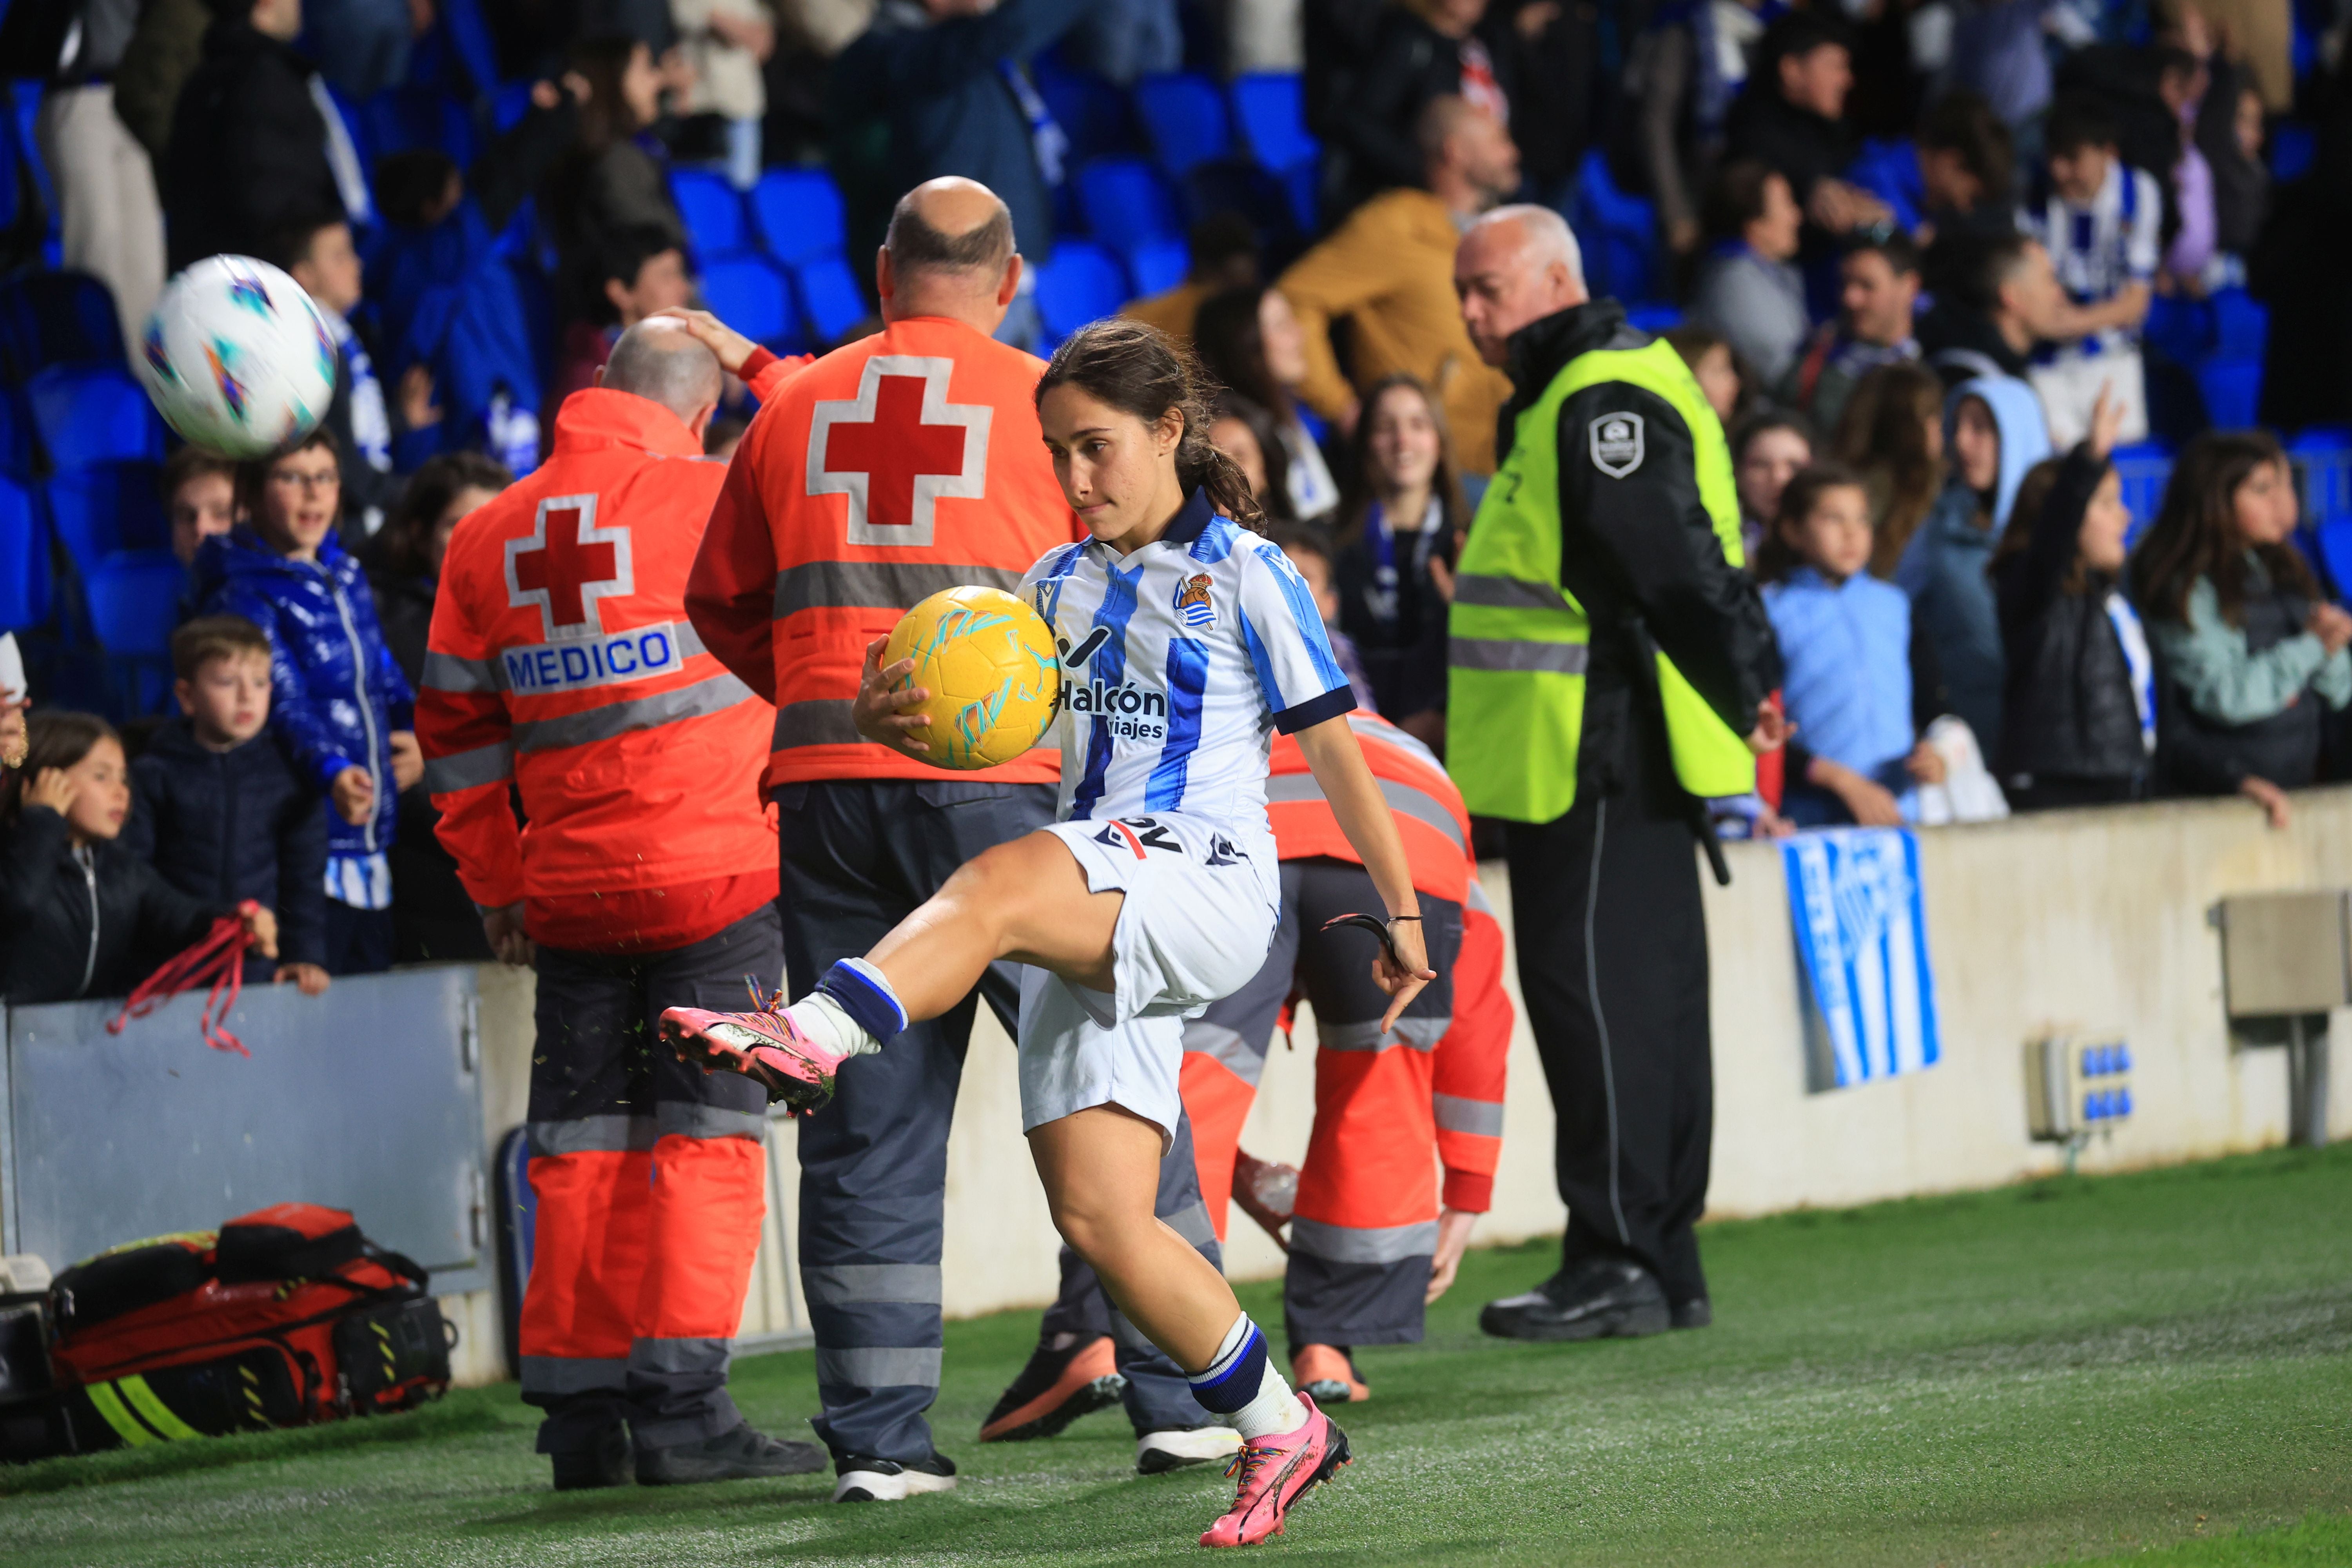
left=1277, top=95, right=1520, bottom=473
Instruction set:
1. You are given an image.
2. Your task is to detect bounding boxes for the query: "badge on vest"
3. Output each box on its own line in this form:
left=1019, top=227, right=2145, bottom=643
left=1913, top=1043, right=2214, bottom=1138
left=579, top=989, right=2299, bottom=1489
left=1590, top=413, right=1645, bottom=479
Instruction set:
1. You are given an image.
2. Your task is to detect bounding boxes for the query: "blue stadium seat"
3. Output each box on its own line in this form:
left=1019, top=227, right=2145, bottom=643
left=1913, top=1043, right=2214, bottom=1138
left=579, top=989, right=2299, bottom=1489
left=1127, top=236, right=1189, bottom=298
left=2112, top=442, right=2173, bottom=540
left=44, top=462, right=168, bottom=573
left=1627, top=305, right=1683, bottom=334
left=0, top=477, right=48, bottom=631
left=672, top=170, right=750, bottom=258
left=84, top=550, right=187, bottom=658
left=25, top=365, right=163, bottom=470
left=1033, top=54, right=1138, bottom=165
left=2210, top=288, right=2268, bottom=360
left=2270, top=123, right=2315, bottom=183
left=1035, top=241, right=1130, bottom=344
left=792, top=254, right=869, bottom=348
left=1571, top=150, right=1662, bottom=308
left=1074, top=158, right=1183, bottom=255
left=0, top=388, right=34, bottom=477
left=356, top=87, right=475, bottom=168
left=2141, top=294, right=2212, bottom=367
left=699, top=256, right=795, bottom=348
left=0, top=269, right=129, bottom=376
left=1230, top=73, right=1316, bottom=172
left=2290, top=427, right=2352, bottom=526
left=1134, top=73, right=1232, bottom=178
left=751, top=169, right=847, bottom=267
left=2197, top=358, right=2262, bottom=429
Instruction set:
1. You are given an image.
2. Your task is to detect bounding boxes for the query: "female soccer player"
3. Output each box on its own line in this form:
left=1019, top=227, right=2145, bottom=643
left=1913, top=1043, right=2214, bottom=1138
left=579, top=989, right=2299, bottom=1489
left=664, top=319, right=1434, bottom=1546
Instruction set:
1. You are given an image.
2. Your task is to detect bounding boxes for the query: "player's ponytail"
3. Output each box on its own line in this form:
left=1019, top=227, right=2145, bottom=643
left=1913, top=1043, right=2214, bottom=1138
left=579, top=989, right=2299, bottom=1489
left=1036, top=318, right=1268, bottom=534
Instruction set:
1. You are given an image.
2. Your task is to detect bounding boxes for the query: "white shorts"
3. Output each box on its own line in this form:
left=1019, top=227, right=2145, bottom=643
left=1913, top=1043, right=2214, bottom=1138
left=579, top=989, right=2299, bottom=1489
left=1016, top=812, right=1281, bottom=1145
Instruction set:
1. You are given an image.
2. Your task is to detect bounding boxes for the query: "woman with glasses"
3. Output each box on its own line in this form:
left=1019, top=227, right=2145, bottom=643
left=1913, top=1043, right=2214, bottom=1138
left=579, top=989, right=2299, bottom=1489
left=198, top=427, right=421, bottom=975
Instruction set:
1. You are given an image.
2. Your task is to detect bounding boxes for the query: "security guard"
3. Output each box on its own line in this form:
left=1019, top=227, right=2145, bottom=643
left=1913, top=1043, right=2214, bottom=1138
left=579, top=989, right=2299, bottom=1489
left=1447, top=206, right=1785, bottom=1340
left=417, top=316, right=814, bottom=1489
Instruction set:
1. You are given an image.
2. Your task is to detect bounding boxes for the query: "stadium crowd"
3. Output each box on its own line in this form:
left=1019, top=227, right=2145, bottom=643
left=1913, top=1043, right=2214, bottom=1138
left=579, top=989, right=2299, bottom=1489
left=0, top=0, right=2348, bottom=983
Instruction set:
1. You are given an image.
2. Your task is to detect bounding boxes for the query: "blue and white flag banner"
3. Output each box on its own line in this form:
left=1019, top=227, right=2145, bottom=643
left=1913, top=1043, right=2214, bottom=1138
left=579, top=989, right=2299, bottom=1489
left=1780, top=828, right=1941, bottom=1088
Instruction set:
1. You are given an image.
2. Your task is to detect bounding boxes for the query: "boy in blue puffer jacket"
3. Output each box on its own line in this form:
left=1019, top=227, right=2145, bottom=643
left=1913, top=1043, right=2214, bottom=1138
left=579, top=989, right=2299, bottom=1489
left=197, top=428, right=419, bottom=975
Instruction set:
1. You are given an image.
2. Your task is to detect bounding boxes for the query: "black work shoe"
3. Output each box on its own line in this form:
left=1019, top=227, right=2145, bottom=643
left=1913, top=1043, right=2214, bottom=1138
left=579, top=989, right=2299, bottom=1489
left=834, top=1451, right=958, bottom=1502
left=1672, top=1296, right=1713, bottom=1330
left=551, top=1425, right=631, bottom=1490
left=1479, top=1259, right=1671, bottom=1342
left=635, top=1421, right=828, bottom=1485
left=979, top=1333, right=1125, bottom=1442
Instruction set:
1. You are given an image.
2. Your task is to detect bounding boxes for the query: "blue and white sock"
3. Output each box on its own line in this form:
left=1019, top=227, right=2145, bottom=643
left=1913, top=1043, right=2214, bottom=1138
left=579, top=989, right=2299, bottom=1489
left=788, top=958, right=907, bottom=1058
left=1187, top=1313, right=1307, bottom=1441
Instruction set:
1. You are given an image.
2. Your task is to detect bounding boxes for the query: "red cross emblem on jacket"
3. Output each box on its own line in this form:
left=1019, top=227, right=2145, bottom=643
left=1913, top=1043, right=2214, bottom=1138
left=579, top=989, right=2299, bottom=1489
left=806, top=354, right=991, bottom=546
left=505, top=494, right=635, bottom=641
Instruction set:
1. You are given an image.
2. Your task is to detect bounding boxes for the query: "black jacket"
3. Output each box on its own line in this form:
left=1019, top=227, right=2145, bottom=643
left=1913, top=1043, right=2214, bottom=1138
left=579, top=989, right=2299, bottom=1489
left=120, top=719, right=328, bottom=969
left=163, top=19, right=341, bottom=269
left=0, top=808, right=225, bottom=1005
left=1326, top=7, right=1514, bottom=217
left=1992, top=445, right=2148, bottom=786
left=1502, top=300, right=1782, bottom=792
left=1721, top=86, right=1855, bottom=210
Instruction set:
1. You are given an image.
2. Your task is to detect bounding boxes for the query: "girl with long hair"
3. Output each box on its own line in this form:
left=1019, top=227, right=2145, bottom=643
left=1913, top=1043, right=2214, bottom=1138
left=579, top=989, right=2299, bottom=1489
left=1831, top=361, right=1947, bottom=574
left=546, top=35, right=687, bottom=325
left=662, top=319, right=1432, bottom=1547
left=2130, top=430, right=2352, bottom=826
left=1, top=712, right=276, bottom=1004
left=1332, top=375, right=1468, bottom=748
left=1191, top=284, right=1341, bottom=521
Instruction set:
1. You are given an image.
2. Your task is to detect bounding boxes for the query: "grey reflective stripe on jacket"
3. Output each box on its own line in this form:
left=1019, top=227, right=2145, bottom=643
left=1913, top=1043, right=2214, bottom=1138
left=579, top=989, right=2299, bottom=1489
left=1450, top=637, right=1590, bottom=674
left=1452, top=573, right=1575, bottom=613
left=423, top=740, right=514, bottom=794
left=773, top=699, right=862, bottom=750
left=1265, top=773, right=1467, bottom=853
left=511, top=673, right=758, bottom=753
left=773, top=560, right=1025, bottom=618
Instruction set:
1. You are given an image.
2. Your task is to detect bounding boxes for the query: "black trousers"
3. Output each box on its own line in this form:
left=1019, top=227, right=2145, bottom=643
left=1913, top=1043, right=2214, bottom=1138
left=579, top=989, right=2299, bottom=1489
left=1504, top=701, right=1714, bottom=1307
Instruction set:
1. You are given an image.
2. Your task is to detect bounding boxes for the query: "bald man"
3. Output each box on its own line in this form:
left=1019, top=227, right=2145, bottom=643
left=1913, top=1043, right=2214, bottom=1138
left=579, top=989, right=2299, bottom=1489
left=1445, top=207, right=1784, bottom=1343
left=419, top=316, right=818, bottom=1490
left=688, top=177, right=1234, bottom=1500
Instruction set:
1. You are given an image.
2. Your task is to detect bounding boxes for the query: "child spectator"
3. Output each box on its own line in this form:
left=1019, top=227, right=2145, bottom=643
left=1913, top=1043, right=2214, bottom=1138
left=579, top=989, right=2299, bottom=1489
left=266, top=212, right=405, bottom=536
left=1663, top=327, right=1744, bottom=427
left=1192, top=285, right=1342, bottom=523
left=1758, top=463, right=1946, bottom=826
left=1, top=711, right=277, bottom=1005
left=1915, top=91, right=2016, bottom=258
left=1332, top=374, right=1469, bottom=750
left=1687, top=159, right=1810, bottom=389
left=1831, top=362, right=1948, bottom=575
left=369, top=452, right=513, bottom=688
left=1989, top=388, right=2151, bottom=809
left=1266, top=523, right=1376, bottom=713
left=121, top=617, right=329, bottom=993
left=546, top=225, right=696, bottom=420
left=2130, top=431, right=2352, bottom=828
left=2019, top=97, right=2160, bottom=448
left=164, top=446, right=239, bottom=566
left=1898, top=375, right=2052, bottom=754
left=1732, top=409, right=1815, bottom=562
left=198, top=428, right=419, bottom=975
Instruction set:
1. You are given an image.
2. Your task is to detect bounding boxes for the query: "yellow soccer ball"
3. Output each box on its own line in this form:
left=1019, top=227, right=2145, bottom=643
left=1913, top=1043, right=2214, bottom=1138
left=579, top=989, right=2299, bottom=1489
left=883, top=586, right=1063, bottom=769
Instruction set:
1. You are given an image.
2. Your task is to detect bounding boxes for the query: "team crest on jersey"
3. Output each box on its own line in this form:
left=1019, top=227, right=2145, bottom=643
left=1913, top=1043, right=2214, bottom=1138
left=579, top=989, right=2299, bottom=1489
left=1175, top=572, right=1214, bottom=628
left=1590, top=413, right=1644, bottom=478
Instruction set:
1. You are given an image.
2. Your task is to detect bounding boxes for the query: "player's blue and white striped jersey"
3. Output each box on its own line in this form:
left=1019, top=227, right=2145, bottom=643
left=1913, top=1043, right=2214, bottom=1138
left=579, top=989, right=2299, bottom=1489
left=1020, top=488, right=1355, bottom=836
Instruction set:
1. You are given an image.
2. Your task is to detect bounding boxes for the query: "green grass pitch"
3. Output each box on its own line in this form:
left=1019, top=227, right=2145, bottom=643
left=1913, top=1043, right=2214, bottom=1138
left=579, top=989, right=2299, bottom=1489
left=5, top=1145, right=2348, bottom=1566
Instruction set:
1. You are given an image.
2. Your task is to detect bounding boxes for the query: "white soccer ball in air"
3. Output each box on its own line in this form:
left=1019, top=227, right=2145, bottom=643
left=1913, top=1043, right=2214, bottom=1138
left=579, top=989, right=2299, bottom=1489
left=135, top=255, right=338, bottom=459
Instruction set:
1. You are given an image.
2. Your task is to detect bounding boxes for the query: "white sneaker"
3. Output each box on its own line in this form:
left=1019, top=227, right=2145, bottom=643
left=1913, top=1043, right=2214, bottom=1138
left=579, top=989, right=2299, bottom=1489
left=833, top=1454, right=958, bottom=1502
left=1136, top=1425, right=1243, bottom=1475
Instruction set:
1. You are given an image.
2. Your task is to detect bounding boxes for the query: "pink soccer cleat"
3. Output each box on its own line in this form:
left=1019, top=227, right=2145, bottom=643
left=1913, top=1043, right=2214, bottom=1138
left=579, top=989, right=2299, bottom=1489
left=1198, top=1394, right=1350, bottom=1548
left=661, top=985, right=850, bottom=1112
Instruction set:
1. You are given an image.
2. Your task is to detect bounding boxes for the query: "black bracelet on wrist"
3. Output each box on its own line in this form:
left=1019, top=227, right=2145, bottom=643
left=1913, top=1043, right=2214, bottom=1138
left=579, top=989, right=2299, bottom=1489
left=1388, top=914, right=1421, bottom=922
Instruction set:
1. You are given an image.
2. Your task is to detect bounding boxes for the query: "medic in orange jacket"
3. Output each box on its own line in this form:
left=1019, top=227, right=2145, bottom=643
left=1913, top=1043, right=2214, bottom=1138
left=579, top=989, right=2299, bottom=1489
left=415, top=341, right=808, bottom=1475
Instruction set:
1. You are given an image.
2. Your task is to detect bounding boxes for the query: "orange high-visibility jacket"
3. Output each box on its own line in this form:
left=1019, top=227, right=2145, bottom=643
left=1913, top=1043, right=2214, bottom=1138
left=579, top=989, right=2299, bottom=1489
left=1266, top=711, right=1511, bottom=1212
left=686, top=315, right=1086, bottom=789
left=416, top=371, right=795, bottom=939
